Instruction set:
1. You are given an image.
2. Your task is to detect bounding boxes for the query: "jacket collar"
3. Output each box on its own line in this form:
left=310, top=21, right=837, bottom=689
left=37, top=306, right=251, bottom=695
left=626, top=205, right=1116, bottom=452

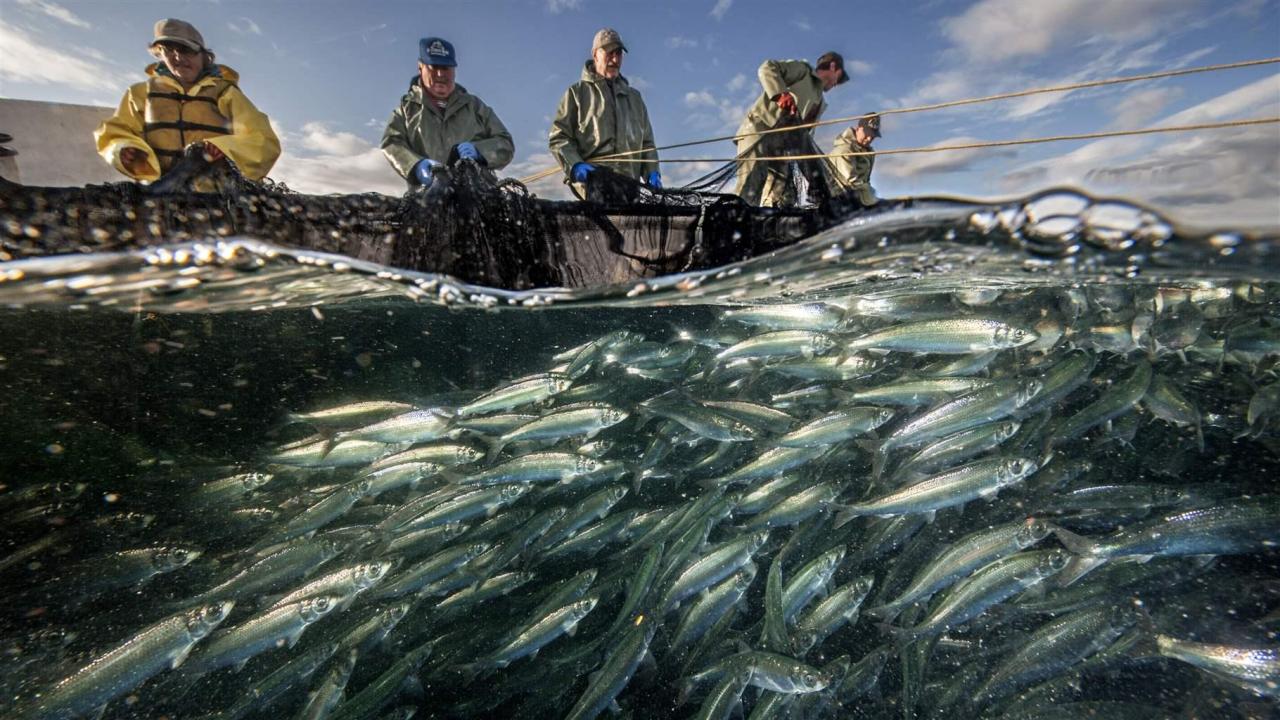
left=407, top=76, right=472, bottom=111
left=579, top=61, right=631, bottom=91
left=146, top=62, right=239, bottom=86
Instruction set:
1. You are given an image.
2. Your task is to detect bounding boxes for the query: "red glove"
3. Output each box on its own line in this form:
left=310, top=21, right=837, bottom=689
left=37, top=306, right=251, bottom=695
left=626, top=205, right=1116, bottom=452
left=775, top=92, right=797, bottom=116
left=201, top=142, right=225, bottom=163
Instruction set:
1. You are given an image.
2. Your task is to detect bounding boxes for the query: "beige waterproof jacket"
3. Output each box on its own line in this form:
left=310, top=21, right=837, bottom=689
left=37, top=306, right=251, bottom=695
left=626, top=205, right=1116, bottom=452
left=831, top=126, right=877, bottom=205
left=548, top=62, right=658, bottom=181
left=736, top=59, right=827, bottom=154
left=381, top=78, right=514, bottom=180
left=95, top=64, right=280, bottom=182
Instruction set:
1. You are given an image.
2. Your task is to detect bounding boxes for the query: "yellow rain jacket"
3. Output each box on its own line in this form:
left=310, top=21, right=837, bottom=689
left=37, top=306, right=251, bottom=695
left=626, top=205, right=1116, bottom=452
left=95, top=63, right=280, bottom=182
left=381, top=79, right=514, bottom=181
left=831, top=126, right=877, bottom=206
left=735, top=59, right=829, bottom=206
left=549, top=62, right=658, bottom=184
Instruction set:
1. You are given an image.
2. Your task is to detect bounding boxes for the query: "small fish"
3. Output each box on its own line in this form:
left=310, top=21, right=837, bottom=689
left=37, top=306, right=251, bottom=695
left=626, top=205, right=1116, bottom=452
left=287, top=401, right=414, bottom=427
left=1155, top=634, right=1280, bottom=697
left=836, top=457, right=1038, bottom=524
left=456, top=372, right=573, bottom=417
left=844, top=318, right=1037, bottom=354
left=187, top=595, right=340, bottom=674
left=18, top=601, right=233, bottom=720
left=715, top=330, right=837, bottom=362
left=336, top=408, right=455, bottom=444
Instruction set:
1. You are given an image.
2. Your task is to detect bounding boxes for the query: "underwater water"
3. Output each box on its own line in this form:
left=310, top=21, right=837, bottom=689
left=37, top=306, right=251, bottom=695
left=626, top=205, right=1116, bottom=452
left=0, top=190, right=1277, bottom=720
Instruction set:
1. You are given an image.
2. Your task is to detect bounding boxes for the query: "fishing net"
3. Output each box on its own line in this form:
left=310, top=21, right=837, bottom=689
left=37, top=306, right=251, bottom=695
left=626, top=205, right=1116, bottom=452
left=0, top=144, right=880, bottom=290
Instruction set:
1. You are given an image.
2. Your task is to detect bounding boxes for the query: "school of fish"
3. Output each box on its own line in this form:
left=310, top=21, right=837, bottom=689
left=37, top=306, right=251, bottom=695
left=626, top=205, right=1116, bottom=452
left=2, top=279, right=1279, bottom=720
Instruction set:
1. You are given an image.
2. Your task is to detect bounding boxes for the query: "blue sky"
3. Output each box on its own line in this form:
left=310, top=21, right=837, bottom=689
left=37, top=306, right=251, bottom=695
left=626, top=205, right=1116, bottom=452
left=2, top=0, right=1278, bottom=228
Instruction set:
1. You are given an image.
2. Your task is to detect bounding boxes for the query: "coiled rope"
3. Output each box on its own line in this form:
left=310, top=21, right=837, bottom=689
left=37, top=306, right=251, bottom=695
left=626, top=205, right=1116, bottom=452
left=518, top=56, right=1280, bottom=185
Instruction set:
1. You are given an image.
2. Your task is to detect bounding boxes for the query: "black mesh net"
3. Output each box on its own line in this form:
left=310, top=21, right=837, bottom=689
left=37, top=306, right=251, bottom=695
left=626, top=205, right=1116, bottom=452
left=0, top=144, right=884, bottom=290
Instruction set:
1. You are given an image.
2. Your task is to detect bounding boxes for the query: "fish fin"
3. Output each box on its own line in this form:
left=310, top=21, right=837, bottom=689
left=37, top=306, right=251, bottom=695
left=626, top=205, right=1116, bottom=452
left=1051, top=526, right=1101, bottom=557
left=566, top=622, right=579, bottom=637
left=608, top=699, right=623, bottom=714
left=233, top=659, right=249, bottom=673
left=286, top=627, right=306, bottom=648
left=922, top=510, right=937, bottom=523
left=483, top=437, right=508, bottom=464
left=170, top=642, right=195, bottom=669
left=832, top=506, right=859, bottom=529
left=870, top=447, right=889, bottom=481
left=90, top=705, right=108, bottom=720
left=1056, top=555, right=1106, bottom=587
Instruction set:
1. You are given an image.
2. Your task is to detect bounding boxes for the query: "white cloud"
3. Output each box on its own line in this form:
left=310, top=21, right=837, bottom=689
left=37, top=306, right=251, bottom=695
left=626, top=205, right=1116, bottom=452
left=667, top=36, right=698, bottom=50
left=1107, top=86, right=1184, bottom=130
left=15, top=0, right=89, bottom=29
left=546, top=0, right=582, bottom=13
left=629, top=75, right=651, bottom=91
left=227, top=17, right=262, bottom=36
left=726, top=73, right=748, bottom=92
left=941, top=0, right=1198, bottom=65
left=999, top=74, right=1280, bottom=229
left=0, top=23, right=129, bottom=91
left=847, top=60, right=874, bottom=77
left=297, top=122, right=371, bottom=157
left=792, top=17, right=812, bottom=32
left=684, top=90, right=717, bottom=109
left=681, top=87, right=750, bottom=135
left=710, top=0, right=733, bottom=21
left=504, top=151, right=574, bottom=200
left=879, top=136, right=1017, bottom=178
left=268, top=122, right=403, bottom=196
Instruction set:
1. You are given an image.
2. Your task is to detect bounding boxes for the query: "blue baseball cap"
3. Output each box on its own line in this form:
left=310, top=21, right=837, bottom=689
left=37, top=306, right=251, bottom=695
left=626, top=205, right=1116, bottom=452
left=419, top=37, right=456, bottom=67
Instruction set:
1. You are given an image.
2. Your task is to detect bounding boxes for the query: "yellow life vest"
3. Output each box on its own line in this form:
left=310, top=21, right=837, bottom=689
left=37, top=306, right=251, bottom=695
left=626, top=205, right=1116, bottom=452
left=142, top=76, right=234, bottom=173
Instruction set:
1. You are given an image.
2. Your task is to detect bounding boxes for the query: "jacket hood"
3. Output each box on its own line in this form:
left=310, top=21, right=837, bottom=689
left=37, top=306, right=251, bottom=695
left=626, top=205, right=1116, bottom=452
left=580, top=60, right=630, bottom=87
left=404, top=76, right=472, bottom=105
left=145, top=62, right=240, bottom=84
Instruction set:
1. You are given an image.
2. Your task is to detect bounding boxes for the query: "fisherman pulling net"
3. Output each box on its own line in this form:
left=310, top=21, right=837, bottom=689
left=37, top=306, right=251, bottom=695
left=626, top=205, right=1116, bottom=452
left=0, top=144, right=882, bottom=291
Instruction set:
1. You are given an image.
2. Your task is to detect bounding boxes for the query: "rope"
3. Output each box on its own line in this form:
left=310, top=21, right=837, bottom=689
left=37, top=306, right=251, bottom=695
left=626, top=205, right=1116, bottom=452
left=517, top=55, right=1280, bottom=184
left=592, top=117, right=1280, bottom=164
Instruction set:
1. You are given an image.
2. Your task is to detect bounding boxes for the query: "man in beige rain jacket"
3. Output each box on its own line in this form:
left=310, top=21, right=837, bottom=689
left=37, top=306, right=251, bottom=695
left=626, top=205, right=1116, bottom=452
left=831, top=112, right=881, bottom=207
left=95, top=19, right=280, bottom=183
left=549, top=28, right=660, bottom=199
left=382, top=37, right=514, bottom=189
left=734, top=52, right=848, bottom=207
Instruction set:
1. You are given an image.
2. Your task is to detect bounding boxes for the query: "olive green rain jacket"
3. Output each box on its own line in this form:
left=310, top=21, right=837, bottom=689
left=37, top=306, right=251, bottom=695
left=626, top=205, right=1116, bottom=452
left=831, top=126, right=877, bottom=206
left=548, top=62, right=658, bottom=183
left=735, top=59, right=828, bottom=156
left=381, top=78, right=514, bottom=182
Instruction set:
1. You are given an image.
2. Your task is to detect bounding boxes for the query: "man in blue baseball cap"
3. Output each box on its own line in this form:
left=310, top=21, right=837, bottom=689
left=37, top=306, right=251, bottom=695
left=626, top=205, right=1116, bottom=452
left=381, top=36, right=514, bottom=189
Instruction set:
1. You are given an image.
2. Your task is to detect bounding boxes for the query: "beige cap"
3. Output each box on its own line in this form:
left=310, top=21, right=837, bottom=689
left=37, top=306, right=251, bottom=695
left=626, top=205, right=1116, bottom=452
left=151, top=18, right=205, bottom=52
left=592, top=28, right=627, bottom=53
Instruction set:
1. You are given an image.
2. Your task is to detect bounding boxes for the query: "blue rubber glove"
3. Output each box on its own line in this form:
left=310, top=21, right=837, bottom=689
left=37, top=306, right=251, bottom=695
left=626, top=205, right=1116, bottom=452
left=455, top=142, right=479, bottom=162
left=646, top=171, right=662, bottom=189
left=571, top=162, right=597, bottom=183
left=413, top=158, right=442, bottom=187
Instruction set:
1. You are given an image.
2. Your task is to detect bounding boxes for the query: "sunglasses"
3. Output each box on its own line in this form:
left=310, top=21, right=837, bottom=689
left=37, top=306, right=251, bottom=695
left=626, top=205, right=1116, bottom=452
left=156, top=43, right=199, bottom=57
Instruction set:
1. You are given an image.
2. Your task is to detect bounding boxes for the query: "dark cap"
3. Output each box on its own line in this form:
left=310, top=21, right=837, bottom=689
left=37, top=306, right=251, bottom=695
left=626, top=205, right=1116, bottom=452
left=592, top=28, right=627, bottom=53
left=858, top=113, right=882, bottom=138
left=816, top=51, right=849, bottom=85
left=151, top=18, right=206, bottom=52
left=419, top=37, right=457, bottom=67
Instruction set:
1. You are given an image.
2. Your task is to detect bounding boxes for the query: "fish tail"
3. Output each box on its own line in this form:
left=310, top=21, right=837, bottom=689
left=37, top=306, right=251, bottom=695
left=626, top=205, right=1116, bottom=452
left=832, top=505, right=861, bottom=529
left=1056, top=554, right=1107, bottom=587
left=1052, top=526, right=1101, bottom=557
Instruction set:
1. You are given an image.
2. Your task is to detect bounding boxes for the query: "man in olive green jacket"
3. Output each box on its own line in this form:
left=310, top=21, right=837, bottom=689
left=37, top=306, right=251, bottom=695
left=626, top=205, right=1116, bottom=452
left=382, top=37, right=514, bottom=189
left=831, top=112, right=881, bottom=207
left=735, top=51, right=848, bottom=207
left=549, top=28, right=660, bottom=199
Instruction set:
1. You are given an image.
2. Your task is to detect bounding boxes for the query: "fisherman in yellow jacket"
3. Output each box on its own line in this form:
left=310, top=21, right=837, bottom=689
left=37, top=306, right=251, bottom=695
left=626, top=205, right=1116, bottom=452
left=94, top=19, right=281, bottom=183
left=734, top=52, right=848, bottom=207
